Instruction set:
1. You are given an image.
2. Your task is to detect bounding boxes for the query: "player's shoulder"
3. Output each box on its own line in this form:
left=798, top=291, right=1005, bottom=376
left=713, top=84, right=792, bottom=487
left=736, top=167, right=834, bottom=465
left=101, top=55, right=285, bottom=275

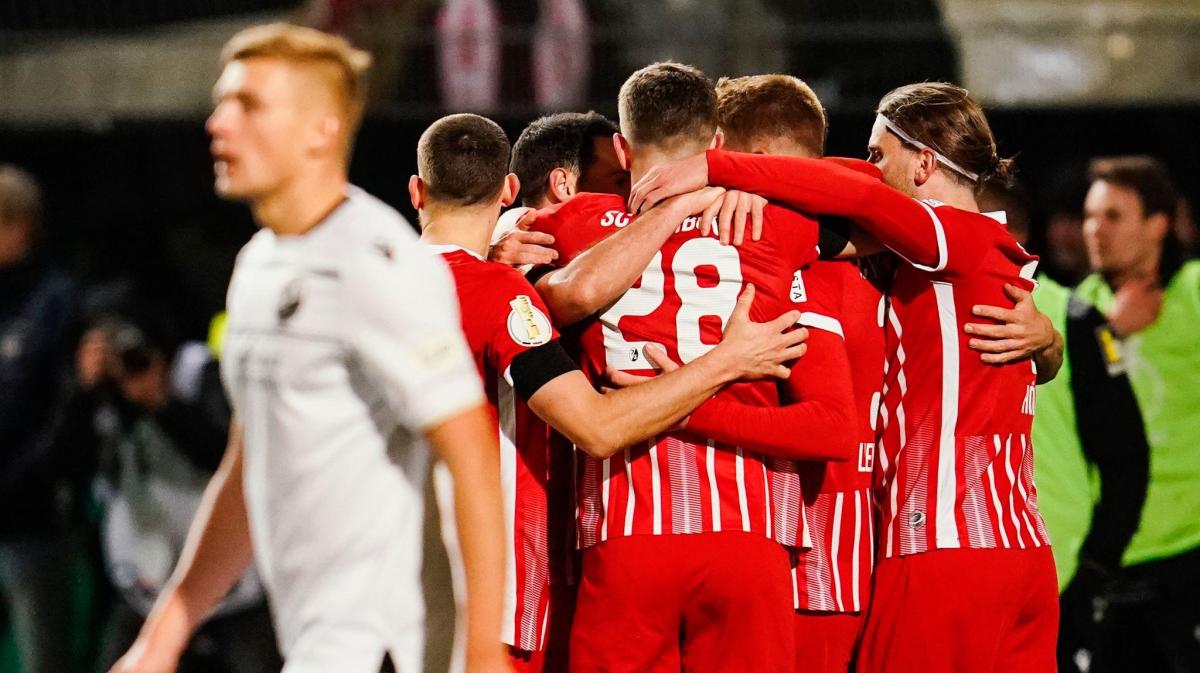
left=334, top=187, right=434, bottom=275
left=334, top=185, right=418, bottom=250
left=535, top=192, right=628, bottom=228
left=445, top=249, right=537, bottom=295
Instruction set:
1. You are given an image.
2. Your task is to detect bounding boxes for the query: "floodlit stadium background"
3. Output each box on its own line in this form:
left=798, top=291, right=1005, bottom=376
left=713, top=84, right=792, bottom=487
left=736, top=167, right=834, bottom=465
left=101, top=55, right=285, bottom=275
left=1, top=0, right=1198, bottom=671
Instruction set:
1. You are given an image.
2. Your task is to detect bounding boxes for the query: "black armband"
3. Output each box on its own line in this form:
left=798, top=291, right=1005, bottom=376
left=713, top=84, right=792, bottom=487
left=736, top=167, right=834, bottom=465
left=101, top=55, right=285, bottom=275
left=817, top=216, right=853, bottom=259
left=510, top=340, right=579, bottom=400
left=525, top=264, right=556, bottom=286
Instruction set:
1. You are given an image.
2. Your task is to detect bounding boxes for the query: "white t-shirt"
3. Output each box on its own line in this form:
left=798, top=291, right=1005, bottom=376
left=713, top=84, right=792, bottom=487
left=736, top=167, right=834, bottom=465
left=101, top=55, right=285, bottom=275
left=221, top=186, right=483, bottom=673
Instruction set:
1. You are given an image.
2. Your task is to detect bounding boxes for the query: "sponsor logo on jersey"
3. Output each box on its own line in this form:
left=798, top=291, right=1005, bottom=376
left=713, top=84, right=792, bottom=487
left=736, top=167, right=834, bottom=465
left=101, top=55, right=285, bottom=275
left=790, top=269, right=807, bottom=303
left=919, top=198, right=947, bottom=208
left=277, top=278, right=303, bottom=323
left=507, top=295, right=552, bottom=346
left=599, top=210, right=633, bottom=228
left=909, top=511, right=926, bottom=529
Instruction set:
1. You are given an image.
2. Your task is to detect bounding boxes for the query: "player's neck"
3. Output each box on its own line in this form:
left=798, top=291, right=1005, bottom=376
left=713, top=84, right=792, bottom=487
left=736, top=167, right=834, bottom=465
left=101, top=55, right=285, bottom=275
left=418, top=203, right=496, bottom=257
left=629, top=145, right=707, bottom=186
left=914, top=177, right=978, bottom=212
left=253, top=163, right=349, bottom=237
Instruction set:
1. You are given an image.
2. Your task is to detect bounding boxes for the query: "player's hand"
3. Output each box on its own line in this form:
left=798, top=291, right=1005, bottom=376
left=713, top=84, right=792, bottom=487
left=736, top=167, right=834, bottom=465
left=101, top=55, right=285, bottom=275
left=703, top=190, right=766, bottom=246
left=660, top=185, right=726, bottom=228
left=107, top=636, right=182, bottom=673
left=1106, top=276, right=1163, bottom=338
left=716, top=284, right=808, bottom=380
left=629, top=152, right=709, bottom=214
left=488, top=228, right=558, bottom=267
left=965, top=284, right=1055, bottom=364
left=605, top=344, right=679, bottom=388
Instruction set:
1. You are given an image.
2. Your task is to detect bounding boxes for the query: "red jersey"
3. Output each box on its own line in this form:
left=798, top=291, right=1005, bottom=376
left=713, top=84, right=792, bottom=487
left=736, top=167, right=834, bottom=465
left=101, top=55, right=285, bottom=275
left=530, top=193, right=855, bottom=552
left=706, top=151, right=1051, bottom=560
left=792, top=260, right=883, bottom=613
left=436, top=246, right=560, bottom=651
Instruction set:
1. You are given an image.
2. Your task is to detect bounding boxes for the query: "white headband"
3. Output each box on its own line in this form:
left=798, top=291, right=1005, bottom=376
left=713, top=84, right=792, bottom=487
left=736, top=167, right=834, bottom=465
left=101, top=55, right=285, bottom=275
left=876, top=114, right=980, bottom=182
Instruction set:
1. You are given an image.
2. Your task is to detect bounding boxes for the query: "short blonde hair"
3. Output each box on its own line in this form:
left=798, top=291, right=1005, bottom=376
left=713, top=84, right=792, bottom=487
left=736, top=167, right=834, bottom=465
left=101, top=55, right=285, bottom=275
left=221, top=23, right=372, bottom=133
left=716, top=74, right=827, bottom=156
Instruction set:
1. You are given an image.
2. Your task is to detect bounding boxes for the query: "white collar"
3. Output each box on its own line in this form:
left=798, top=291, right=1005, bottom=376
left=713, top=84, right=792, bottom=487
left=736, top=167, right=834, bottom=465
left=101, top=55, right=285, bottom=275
left=425, top=243, right=486, bottom=261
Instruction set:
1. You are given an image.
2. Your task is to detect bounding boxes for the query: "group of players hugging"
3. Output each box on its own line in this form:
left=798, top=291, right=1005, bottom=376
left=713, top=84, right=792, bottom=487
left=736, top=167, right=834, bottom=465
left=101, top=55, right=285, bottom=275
left=110, top=21, right=1065, bottom=673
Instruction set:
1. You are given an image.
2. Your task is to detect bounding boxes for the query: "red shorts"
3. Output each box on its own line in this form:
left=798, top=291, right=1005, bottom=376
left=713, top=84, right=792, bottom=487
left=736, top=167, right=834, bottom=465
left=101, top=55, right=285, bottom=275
left=857, top=547, right=1058, bottom=673
left=511, top=583, right=578, bottom=673
left=794, top=610, right=864, bottom=673
left=570, top=532, right=794, bottom=673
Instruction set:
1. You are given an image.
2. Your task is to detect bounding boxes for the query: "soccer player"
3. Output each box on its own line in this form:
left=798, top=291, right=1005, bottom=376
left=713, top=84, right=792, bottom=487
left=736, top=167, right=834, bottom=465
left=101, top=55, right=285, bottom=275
left=409, top=112, right=813, bottom=673
left=489, top=111, right=626, bottom=269
left=111, top=24, right=509, bottom=673
left=630, top=82, right=1063, bottom=673
left=525, top=62, right=859, bottom=673
left=712, top=73, right=880, bottom=673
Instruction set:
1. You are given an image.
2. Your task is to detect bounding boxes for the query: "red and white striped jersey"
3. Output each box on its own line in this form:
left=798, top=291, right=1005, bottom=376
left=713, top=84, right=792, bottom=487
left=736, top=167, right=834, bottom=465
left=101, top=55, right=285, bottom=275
left=704, top=151, right=1051, bottom=560
left=529, top=193, right=845, bottom=551
left=792, top=260, right=884, bottom=612
left=435, top=245, right=559, bottom=652
left=873, top=206, right=1049, bottom=558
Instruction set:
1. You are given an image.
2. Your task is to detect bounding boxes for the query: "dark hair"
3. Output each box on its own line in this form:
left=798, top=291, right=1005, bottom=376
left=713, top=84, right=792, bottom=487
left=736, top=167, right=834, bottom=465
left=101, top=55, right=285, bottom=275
left=1089, top=155, right=1185, bottom=281
left=510, top=111, right=619, bottom=206
left=417, top=113, right=511, bottom=206
left=618, top=62, right=717, bottom=151
left=877, top=82, right=1014, bottom=189
left=716, top=74, right=827, bottom=156
left=1088, top=156, right=1178, bottom=222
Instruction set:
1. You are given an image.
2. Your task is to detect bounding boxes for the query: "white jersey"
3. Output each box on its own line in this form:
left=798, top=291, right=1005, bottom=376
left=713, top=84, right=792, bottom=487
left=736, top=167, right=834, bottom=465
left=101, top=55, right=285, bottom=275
left=221, top=186, right=483, bottom=673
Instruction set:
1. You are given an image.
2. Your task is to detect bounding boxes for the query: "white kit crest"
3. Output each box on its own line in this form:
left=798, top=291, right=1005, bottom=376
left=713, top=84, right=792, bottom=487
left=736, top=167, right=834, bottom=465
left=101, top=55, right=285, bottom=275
left=507, top=295, right=552, bottom=346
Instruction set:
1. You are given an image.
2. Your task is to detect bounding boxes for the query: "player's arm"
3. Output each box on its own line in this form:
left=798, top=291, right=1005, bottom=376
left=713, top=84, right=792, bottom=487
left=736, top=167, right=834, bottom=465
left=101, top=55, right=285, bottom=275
left=532, top=187, right=728, bottom=326
left=424, top=406, right=508, bottom=673
left=681, top=328, right=857, bottom=461
left=348, top=245, right=508, bottom=673
left=629, top=151, right=947, bottom=269
left=110, top=421, right=254, bottom=673
left=524, top=285, right=808, bottom=457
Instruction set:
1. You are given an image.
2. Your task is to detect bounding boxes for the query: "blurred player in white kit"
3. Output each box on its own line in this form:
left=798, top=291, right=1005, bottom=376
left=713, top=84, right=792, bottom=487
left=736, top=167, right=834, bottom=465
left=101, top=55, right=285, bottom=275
left=110, top=23, right=511, bottom=673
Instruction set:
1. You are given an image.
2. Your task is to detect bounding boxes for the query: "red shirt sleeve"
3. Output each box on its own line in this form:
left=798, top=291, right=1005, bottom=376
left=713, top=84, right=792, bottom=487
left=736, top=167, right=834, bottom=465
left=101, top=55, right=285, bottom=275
left=685, top=329, right=856, bottom=461
left=483, top=267, right=563, bottom=378
left=528, top=193, right=631, bottom=267
left=706, top=150, right=956, bottom=273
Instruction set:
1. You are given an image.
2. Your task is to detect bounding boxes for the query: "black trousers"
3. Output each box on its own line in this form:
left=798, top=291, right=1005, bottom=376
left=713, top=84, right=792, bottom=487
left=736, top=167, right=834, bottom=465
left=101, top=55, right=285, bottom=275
left=1089, top=546, right=1200, bottom=673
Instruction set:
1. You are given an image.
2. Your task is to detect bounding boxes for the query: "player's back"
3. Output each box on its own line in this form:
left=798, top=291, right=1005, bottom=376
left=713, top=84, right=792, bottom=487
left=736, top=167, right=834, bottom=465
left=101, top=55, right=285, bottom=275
left=537, top=193, right=821, bottom=548
left=792, top=259, right=884, bottom=612
left=432, top=245, right=558, bottom=652
left=878, top=203, right=1048, bottom=558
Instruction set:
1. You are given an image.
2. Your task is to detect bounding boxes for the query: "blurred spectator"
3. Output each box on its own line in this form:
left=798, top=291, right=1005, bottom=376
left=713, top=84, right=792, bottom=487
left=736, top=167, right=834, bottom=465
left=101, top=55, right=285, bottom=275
left=1075, top=156, right=1200, bottom=673
left=84, top=316, right=281, bottom=673
left=0, top=164, right=91, bottom=673
left=981, top=183, right=1151, bottom=673
left=1041, top=164, right=1093, bottom=285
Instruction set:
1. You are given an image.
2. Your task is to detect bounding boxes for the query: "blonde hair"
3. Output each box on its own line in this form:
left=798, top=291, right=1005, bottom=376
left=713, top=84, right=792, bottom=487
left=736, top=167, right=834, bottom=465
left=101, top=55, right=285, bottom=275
left=716, top=74, right=827, bottom=156
left=221, top=23, right=372, bottom=135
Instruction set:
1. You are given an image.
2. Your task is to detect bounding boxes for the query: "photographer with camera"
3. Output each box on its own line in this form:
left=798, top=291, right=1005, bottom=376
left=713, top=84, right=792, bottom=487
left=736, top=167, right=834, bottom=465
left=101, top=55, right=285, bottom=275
left=83, top=315, right=281, bottom=673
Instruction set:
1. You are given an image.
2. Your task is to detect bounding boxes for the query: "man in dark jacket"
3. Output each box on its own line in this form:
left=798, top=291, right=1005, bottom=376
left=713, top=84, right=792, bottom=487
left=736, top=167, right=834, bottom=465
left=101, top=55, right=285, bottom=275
left=0, top=164, right=89, bottom=673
